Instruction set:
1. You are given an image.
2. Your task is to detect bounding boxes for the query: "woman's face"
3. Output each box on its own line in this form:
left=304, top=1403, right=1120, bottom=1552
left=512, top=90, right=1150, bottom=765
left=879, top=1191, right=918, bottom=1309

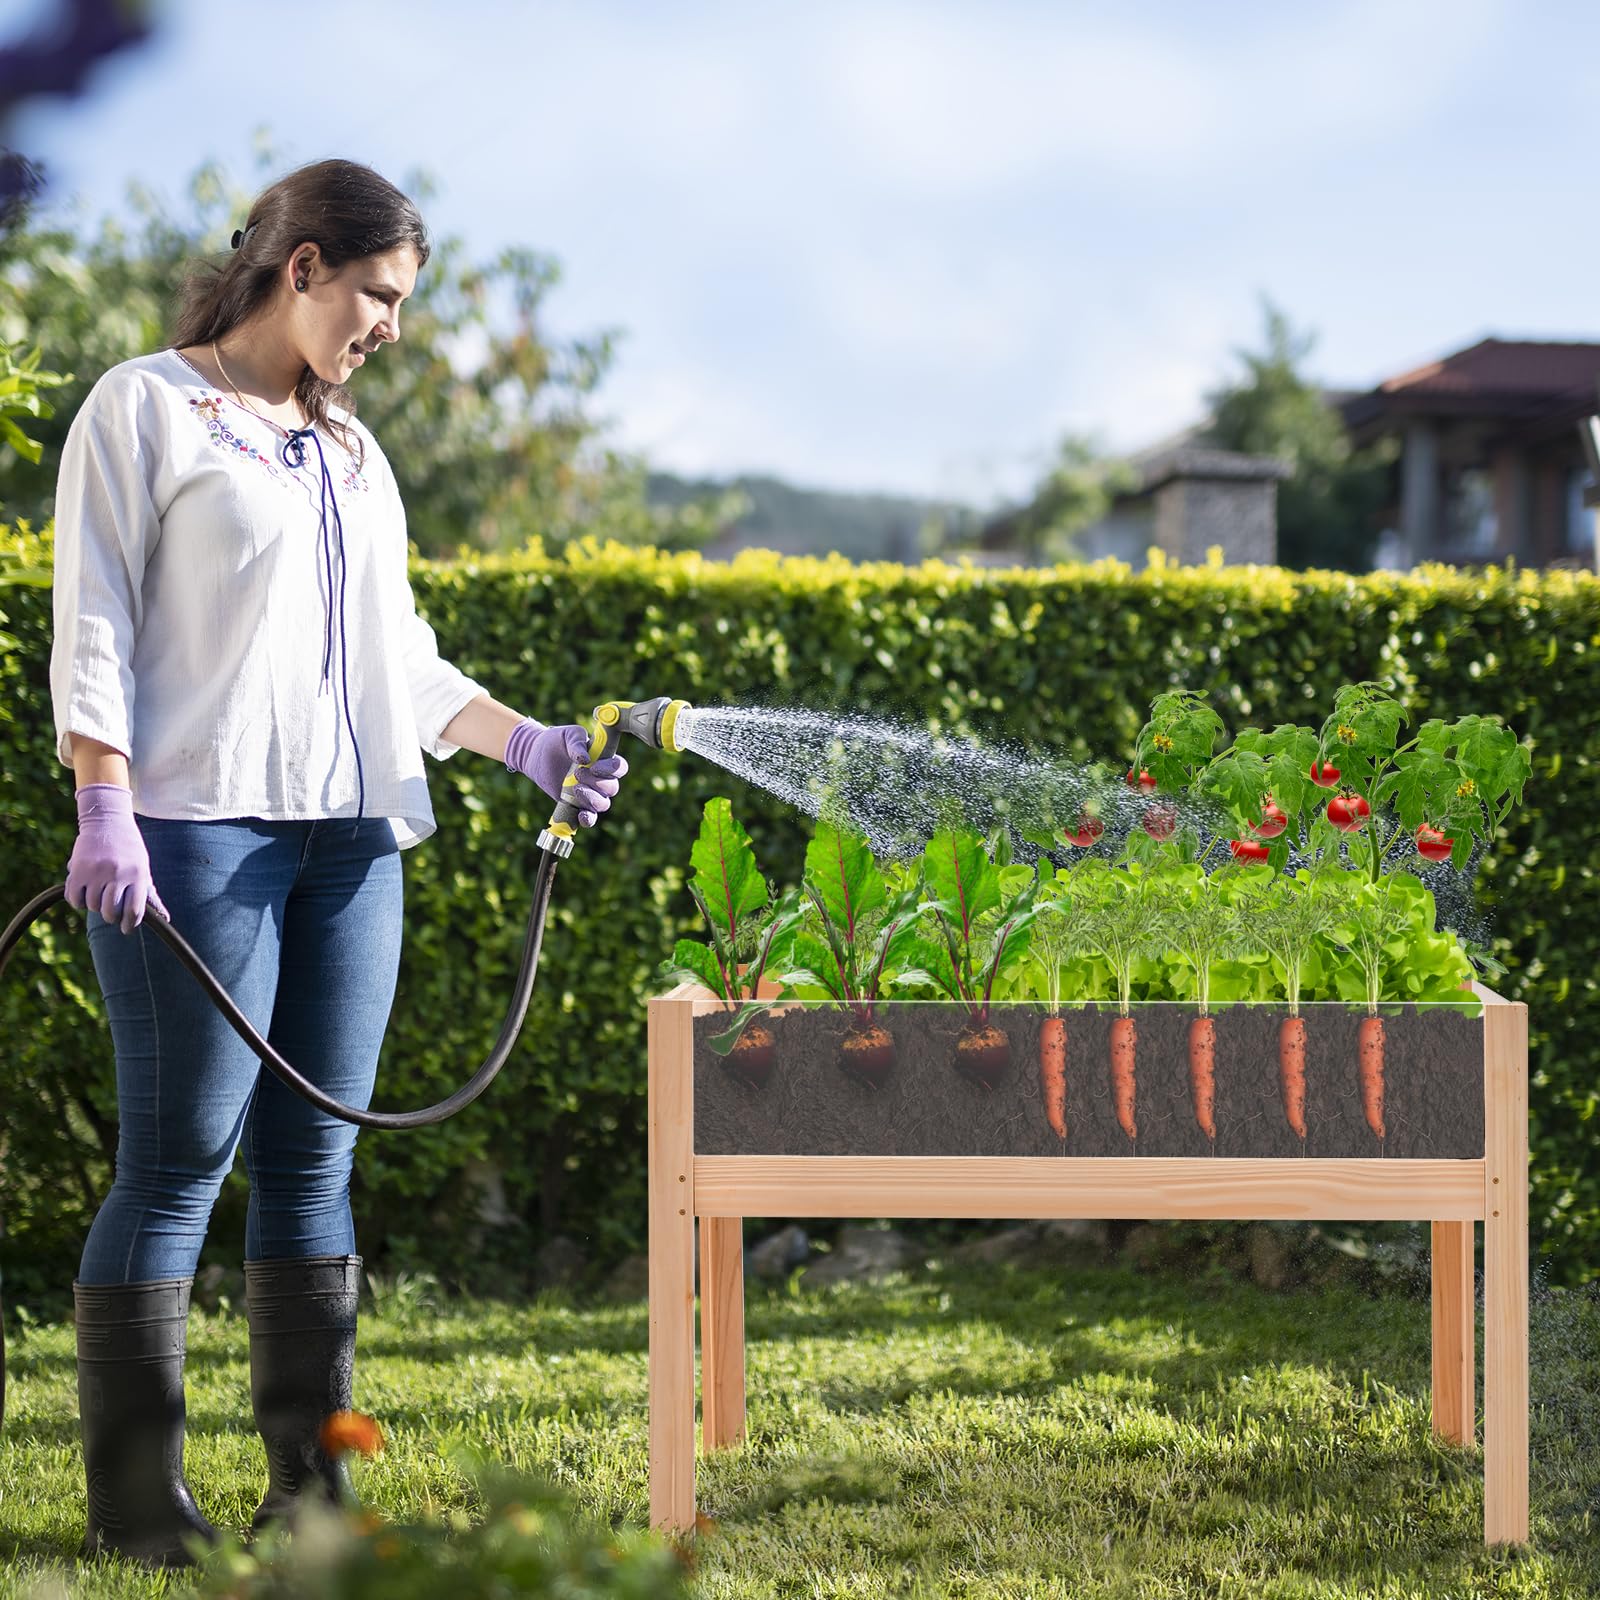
left=290, top=243, right=419, bottom=385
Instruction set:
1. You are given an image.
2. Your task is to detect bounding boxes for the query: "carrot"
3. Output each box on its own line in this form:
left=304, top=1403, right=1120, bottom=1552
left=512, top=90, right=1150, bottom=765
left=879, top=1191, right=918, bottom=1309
left=1188, top=1015, right=1216, bottom=1142
left=1358, top=1015, right=1386, bottom=1140
left=1278, top=1016, right=1307, bottom=1140
left=1039, top=1016, right=1067, bottom=1139
left=1109, top=1016, right=1137, bottom=1143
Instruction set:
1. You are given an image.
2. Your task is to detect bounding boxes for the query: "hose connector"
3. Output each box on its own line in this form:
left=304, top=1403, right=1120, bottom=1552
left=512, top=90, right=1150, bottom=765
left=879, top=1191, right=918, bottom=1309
left=536, top=697, right=692, bottom=856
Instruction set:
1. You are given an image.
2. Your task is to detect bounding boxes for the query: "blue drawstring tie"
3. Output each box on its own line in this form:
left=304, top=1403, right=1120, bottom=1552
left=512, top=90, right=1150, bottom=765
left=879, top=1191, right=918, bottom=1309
left=281, top=424, right=366, bottom=827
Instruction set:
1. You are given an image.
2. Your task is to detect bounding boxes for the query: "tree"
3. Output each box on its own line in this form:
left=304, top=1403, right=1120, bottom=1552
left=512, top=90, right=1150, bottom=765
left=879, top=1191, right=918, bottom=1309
left=0, top=136, right=729, bottom=555
left=1202, top=299, right=1395, bottom=572
left=995, top=432, right=1136, bottom=563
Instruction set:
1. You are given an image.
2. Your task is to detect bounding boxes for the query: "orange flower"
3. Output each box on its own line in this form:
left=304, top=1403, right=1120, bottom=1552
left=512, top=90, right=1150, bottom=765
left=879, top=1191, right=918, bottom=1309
left=319, top=1410, right=385, bottom=1458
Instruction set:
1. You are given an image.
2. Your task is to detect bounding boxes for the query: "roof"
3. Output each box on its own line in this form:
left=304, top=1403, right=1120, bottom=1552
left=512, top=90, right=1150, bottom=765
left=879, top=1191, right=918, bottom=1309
left=1133, top=445, right=1292, bottom=492
left=1340, top=338, right=1600, bottom=435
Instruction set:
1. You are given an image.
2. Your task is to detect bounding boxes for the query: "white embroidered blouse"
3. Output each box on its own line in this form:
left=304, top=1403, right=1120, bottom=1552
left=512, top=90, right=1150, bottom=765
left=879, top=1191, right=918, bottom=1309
left=49, top=348, right=487, bottom=849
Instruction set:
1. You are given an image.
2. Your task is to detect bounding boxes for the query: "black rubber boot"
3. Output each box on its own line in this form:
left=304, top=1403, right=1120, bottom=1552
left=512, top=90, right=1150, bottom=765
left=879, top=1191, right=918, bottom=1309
left=244, top=1254, right=362, bottom=1531
left=75, top=1277, right=220, bottom=1567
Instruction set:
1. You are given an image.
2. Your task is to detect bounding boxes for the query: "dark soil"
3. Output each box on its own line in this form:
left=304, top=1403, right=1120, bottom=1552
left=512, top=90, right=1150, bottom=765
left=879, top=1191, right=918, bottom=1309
left=692, top=1003, right=1485, bottom=1159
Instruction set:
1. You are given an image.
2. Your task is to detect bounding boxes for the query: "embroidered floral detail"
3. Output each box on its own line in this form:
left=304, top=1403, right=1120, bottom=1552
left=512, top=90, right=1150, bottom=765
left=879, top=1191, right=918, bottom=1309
left=341, top=462, right=370, bottom=494
left=189, top=395, right=284, bottom=480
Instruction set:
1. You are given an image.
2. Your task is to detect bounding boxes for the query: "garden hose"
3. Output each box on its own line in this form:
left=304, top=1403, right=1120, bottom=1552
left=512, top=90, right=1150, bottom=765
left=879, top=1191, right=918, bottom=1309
left=0, top=695, right=692, bottom=1426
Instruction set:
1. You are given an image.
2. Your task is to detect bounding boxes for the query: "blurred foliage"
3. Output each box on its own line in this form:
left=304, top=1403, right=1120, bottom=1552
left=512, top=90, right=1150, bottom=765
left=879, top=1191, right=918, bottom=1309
left=1202, top=297, right=1398, bottom=573
left=197, top=1453, right=692, bottom=1598
left=0, top=339, right=69, bottom=470
left=3, top=525, right=1597, bottom=1296
left=0, top=135, right=735, bottom=555
left=1006, top=432, right=1139, bottom=564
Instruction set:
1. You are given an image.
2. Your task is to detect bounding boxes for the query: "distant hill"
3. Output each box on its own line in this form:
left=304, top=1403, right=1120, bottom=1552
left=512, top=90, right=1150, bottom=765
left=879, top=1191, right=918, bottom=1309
left=646, top=471, right=983, bottom=563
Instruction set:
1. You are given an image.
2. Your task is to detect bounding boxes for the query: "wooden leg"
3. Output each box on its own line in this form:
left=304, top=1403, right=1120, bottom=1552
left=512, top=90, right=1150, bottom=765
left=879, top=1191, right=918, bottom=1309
left=1430, top=1220, right=1475, bottom=1446
left=1483, top=1002, right=1529, bottom=1547
left=700, top=1216, right=747, bottom=1450
left=648, top=998, right=696, bottom=1532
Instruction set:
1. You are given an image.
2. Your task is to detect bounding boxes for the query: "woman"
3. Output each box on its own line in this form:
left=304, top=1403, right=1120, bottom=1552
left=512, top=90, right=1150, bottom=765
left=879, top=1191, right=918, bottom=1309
left=49, top=157, right=624, bottom=1568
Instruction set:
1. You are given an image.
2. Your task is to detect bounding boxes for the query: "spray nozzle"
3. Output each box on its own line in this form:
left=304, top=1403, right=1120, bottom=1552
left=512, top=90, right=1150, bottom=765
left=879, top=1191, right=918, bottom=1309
left=537, top=697, right=693, bottom=856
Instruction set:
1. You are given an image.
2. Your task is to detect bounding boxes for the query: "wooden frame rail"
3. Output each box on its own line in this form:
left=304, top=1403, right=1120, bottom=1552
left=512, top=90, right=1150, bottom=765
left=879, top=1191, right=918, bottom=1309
left=648, top=984, right=1528, bottom=1547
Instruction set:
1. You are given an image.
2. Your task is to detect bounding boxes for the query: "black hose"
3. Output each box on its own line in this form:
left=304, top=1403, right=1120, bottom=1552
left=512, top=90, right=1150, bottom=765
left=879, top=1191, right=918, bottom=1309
left=0, top=850, right=561, bottom=1129
left=0, top=851, right=562, bottom=1431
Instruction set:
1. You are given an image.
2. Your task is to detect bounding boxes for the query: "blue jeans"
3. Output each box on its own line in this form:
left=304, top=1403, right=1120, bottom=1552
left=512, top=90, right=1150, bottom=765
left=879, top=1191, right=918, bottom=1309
left=78, top=816, right=403, bottom=1285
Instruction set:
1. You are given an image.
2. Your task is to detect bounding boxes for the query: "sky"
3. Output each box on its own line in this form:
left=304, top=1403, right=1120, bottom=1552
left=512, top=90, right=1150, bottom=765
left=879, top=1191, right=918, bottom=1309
left=11, top=0, right=1600, bottom=507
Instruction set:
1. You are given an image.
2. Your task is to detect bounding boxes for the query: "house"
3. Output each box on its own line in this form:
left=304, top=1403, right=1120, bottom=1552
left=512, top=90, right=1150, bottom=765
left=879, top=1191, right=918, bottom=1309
left=1338, top=338, right=1600, bottom=570
left=977, top=438, right=1290, bottom=568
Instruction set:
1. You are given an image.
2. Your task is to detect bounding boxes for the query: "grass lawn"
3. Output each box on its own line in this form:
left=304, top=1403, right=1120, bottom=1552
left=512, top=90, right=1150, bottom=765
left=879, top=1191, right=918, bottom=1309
left=0, top=1253, right=1595, bottom=1598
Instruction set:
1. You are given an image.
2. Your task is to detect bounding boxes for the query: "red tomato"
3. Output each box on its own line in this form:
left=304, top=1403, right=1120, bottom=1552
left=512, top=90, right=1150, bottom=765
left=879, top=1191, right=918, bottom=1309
left=1126, top=767, right=1158, bottom=791
left=1326, top=793, right=1371, bottom=832
left=1142, top=803, right=1178, bottom=841
left=1310, top=761, right=1341, bottom=788
left=1061, top=813, right=1105, bottom=848
left=1252, top=798, right=1288, bottom=838
left=1230, top=838, right=1271, bottom=862
left=1416, top=824, right=1454, bottom=862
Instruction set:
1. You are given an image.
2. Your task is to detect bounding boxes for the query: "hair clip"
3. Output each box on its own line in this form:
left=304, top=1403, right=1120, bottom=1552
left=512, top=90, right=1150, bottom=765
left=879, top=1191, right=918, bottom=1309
left=230, top=223, right=259, bottom=251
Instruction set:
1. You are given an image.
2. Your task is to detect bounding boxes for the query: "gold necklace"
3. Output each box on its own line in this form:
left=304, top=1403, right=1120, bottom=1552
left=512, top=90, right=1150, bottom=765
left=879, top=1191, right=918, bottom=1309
left=211, top=340, right=306, bottom=436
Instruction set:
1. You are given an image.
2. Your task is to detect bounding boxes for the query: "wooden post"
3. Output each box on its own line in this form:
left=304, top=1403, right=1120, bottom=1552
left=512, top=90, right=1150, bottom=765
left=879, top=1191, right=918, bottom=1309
left=647, top=995, right=696, bottom=1531
left=1430, top=1220, right=1475, bottom=1446
left=1482, top=1000, right=1529, bottom=1546
left=699, top=1215, right=747, bottom=1450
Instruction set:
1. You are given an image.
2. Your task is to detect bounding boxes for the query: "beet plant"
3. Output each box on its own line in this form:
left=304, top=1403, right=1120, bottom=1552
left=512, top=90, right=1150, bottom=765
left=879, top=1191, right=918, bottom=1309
left=657, top=797, right=804, bottom=1085
left=780, top=814, right=925, bottom=1088
left=895, top=826, right=1040, bottom=1089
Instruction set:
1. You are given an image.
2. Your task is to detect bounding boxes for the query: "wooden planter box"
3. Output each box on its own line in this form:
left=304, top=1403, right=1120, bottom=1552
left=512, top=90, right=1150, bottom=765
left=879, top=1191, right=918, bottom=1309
left=647, top=982, right=1530, bottom=1547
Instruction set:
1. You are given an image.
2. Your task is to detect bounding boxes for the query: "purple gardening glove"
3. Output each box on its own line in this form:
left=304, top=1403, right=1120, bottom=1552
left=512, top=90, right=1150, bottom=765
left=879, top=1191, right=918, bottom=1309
left=504, top=720, right=628, bottom=827
left=65, top=783, right=169, bottom=934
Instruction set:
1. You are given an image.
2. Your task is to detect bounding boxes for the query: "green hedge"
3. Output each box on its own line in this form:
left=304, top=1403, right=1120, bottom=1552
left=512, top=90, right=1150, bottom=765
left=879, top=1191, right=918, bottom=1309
left=3, top=527, right=1597, bottom=1294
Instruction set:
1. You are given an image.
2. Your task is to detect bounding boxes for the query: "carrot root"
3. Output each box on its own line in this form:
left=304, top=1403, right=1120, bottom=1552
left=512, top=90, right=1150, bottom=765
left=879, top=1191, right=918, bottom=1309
left=1358, top=1015, right=1386, bottom=1141
left=1039, top=1016, right=1067, bottom=1139
left=1109, top=1016, right=1137, bottom=1143
left=1278, top=1015, right=1307, bottom=1141
left=1188, top=1014, right=1216, bottom=1142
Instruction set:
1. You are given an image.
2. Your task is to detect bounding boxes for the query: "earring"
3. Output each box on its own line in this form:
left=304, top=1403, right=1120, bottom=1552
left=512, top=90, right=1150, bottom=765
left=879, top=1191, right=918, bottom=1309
left=295, top=278, right=307, bottom=292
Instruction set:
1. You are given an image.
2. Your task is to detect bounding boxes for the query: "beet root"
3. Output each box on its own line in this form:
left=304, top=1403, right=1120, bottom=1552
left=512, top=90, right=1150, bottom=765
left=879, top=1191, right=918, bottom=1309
left=954, top=1022, right=1011, bottom=1090
left=724, top=1023, right=776, bottom=1089
left=837, top=1022, right=896, bottom=1089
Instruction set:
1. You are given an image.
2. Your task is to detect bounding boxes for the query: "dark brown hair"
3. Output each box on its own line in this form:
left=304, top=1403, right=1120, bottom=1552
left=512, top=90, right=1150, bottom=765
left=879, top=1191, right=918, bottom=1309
left=170, top=158, right=430, bottom=466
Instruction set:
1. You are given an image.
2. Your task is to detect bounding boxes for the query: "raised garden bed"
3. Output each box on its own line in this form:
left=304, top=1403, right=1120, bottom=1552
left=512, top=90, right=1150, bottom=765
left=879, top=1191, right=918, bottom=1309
left=647, top=979, right=1530, bottom=1548
left=645, top=682, right=1534, bottom=1546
